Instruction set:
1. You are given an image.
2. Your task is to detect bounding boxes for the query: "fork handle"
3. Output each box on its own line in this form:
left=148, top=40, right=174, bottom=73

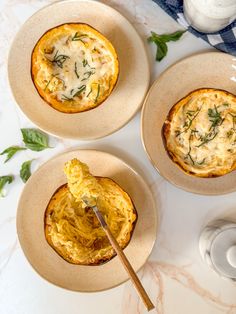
left=104, top=226, right=155, bottom=312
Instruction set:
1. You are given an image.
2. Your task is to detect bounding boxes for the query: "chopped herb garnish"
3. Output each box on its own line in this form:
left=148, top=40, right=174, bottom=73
left=47, top=50, right=70, bottom=69
left=95, top=84, right=100, bottom=103
left=87, top=87, right=92, bottom=97
left=72, top=33, right=88, bottom=42
left=176, top=108, right=201, bottom=137
left=227, top=130, right=234, bottom=138
left=61, top=94, right=74, bottom=101
left=74, top=62, right=80, bottom=79
left=44, top=73, right=60, bottom=91
left=197, top=158, right=206, bottom=165
left=73, top=85, right=86, bottom=97
left=81, top=71, right=95, bottom=81
left=82, top=59, right=88, bottom=67
left=197, top=129, right=218, bottom=147
left=229, top=113, right=236, bottom=130
left=175, top=130, right=181, bottom=137
left=208, top=105, right=224, bottom=130
left=186, top=110, right=196, bottom=117
left=186, top=146, right=194, bottom=165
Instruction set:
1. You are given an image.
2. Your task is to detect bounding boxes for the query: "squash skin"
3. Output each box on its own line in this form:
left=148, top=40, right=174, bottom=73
left=31, top=23, right=119, bottom=114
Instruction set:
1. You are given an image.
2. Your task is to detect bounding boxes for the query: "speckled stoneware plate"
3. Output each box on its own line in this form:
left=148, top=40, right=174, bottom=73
left=17, top=149, right=158, bottom=292
left=142, top=52, right=236, bottom=195
left=8, top=0, right=149, bottom=140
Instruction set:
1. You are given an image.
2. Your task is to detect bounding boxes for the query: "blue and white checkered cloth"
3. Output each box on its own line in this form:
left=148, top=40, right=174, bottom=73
left=152, top=0, right=236, bottom=56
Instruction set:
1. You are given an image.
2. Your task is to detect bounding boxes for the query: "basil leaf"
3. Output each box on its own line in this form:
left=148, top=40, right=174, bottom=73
left=20, top=160, right=33, bottom=183
left=155, top=39, right=168, bottom=61
left=158, top=30, right=186, bottom=42
left=148, top=30, right=186, bottom=62
left=21, top=128, right=50, bottom=151
left=0, top=175, right=14, bottom=197
left=0, top=146, right=26, bottom=163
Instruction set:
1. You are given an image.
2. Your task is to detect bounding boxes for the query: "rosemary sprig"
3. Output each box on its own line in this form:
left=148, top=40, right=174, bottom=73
left=74, top=62, right=80, bottom=79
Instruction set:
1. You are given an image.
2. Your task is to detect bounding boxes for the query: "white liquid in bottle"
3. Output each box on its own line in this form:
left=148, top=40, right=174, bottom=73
left=184, top=0, right=236, bottom=33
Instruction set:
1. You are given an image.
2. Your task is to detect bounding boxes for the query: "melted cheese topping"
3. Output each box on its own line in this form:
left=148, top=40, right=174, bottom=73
left=163, top=89, right=236, bottom=177
left=31, top=24, right=119, bottom=113
left=44, top=159, right=137, bottom=265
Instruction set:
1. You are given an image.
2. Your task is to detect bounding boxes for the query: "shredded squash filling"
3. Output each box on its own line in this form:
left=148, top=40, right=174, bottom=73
left=44, top=159, right=137, bottom=265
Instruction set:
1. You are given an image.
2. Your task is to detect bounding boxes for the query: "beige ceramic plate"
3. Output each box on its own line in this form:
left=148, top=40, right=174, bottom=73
left=142, top=52, right=236, bottom=195
left=8, top=0, right=149, bottom=140
left=17, top=149, right=158, bottom=292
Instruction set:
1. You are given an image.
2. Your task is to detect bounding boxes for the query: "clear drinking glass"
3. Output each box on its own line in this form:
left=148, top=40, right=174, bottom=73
left=183, top=0, right=236, bottom=33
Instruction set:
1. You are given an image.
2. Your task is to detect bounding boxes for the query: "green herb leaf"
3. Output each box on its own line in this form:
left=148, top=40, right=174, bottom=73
left=148, top=30, right=186, bottom=62
left=74, top=62, right=80, bottom=79
left=73, top=85, right=86, bottom=97
left=72, top=33, right=88, bottom=42
left=87, top=87, right=92, bottom=97
left=95, top=84, right=100, bottom=103
left=82, top=59, right=88, bottom=67
left=21, top=128, right=50, bottom=151
left=81, top=71, right=95, bottom=81
left=20, top=160, right=33, bottom=183
left=155, top=39, right=168, bottom=61
left=46, top=50, right=70, bottom=69
left=208, top=105, right=224, bottom=130
left=0, top=146, right=26, bottom=163
left=0, top=175, right=14, bottom=197
left=157, top=30, right=186, bottom=42
left=61, top=94, right=74, bottom=101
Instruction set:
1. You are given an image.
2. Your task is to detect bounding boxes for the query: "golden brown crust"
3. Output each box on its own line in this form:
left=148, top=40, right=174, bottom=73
left=44, top=177, right=137, bottom=265
left=31, top=23, right=119, bottom=114
left=162, top=88, right=236, bottom=178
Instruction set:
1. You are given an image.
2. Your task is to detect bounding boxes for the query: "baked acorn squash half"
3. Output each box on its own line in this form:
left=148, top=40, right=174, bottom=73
left=162, top=88, right=236, bottom=178
left=44, top=159, right=137, bottom=265
left=31, top=23, right=119, bottom=113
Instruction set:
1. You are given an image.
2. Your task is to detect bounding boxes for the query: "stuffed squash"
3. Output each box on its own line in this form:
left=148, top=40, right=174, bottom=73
left=163, top=88, right=236, bottom=177
left=44, top=159, right=137, bottom=265
left=31, top=23, right=119, bottom=113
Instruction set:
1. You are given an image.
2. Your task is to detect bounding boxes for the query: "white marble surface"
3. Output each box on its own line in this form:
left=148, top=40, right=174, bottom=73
left=1, top=1, right=236, bottom=314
